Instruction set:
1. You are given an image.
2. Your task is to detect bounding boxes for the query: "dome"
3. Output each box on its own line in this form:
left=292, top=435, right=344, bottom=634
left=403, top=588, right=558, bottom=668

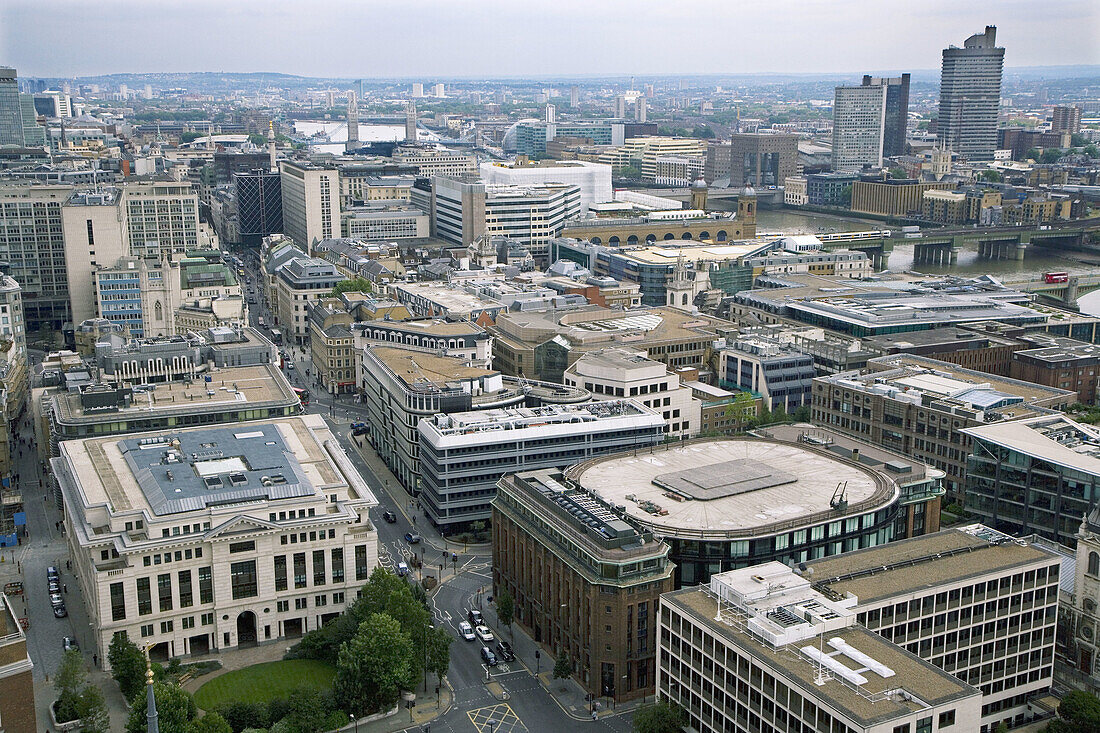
left=740, top=185, right=757, bottom=197
left=691, top=173, right=708, bottom=189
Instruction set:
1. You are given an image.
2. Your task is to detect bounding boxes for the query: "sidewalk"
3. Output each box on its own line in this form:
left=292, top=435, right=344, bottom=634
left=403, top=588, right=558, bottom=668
left=477, top=593, right=644, bottom=722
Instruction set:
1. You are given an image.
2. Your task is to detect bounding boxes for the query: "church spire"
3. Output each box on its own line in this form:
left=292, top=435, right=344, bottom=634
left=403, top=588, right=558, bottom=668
left=145, top=647, right=159, bottom=733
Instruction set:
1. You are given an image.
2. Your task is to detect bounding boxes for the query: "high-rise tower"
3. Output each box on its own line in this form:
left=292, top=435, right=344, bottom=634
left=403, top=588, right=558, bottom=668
left=938, top=26, right=1004, bottom=160
left=0, top=67, right=23, bottom=146
left=405, top=101, right=417, bottom=142
left=345, top=93, right=359, bottom=152
left=862, top=73, right=910, bottom=158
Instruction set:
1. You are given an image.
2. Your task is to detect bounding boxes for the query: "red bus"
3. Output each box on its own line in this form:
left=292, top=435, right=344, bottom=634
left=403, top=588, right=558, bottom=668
left=1043, top=272, right=1069, bottom=283
left=293, top=387, right=310, bottom=408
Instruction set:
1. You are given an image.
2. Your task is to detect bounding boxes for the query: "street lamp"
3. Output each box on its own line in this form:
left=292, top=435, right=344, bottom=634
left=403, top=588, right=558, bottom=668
left=351, top=715, right=358, bottom=733
left=487, top=719, right=497, bottom=733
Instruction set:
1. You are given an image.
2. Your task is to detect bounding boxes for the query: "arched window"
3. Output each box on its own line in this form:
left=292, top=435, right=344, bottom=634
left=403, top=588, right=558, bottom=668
left=627, top=235, right=639, bottom=245
left=663, top=233, right=675, bottom=241
left=717, top=230, right=728, bottom=242
left=154, top=301, right=163, bottom=321
left=682, top=293, right=688, bottom=305
left=1090, top=551, right=1099, bottom=576
left=608, top=236, right=620, bottom=245
left=645, top=235, right=656, bottom=244
left=590, top=237, right=601, bottom=245
left=699, top=231, right=710, bottom=240
left=682, top=232, right=693, bottom=240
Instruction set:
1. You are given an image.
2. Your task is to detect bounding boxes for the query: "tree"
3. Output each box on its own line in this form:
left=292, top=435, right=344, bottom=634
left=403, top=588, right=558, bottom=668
left=1085, top=144, right=1099, bottom=159
left=180, top=131, right=205, bottom=144
left=426, top=624, right=452, bottom=686
left=553, top=649, right=574, bottom=683
left=633, top=700, right=687, bottom=733
left=215, top=700, right=269, bottom=731
left=619, top=165, right=642, bottom=180
left=109, top=633, right=148, bottom=701
left=330, top=277, right=372, bottom=297
left=74, top=685, right=111, bottom=733
left=54, top=649, right=87, bottom=723
left=496, top=589, right=514, bottom=631
left=889, top=167, right=908, bottom=180
left=125, top=681, right=198, bottom=733
left=334, top=613, right=415, bottom=716
left=273, top=689, right=340, bottom=733
left=1025, top=147, right=1042, bottom=161
left=1040, top=148, right=1064, bottom=164
left=1053, top=690, right=1100, bottom=733
left=839, top=185, right=853, bottom=207
left=187, top=712, right=234, bottom=733
left=1071, top=133, right=1088, bottom=147
left=979, top=170, right=1003, bottom=183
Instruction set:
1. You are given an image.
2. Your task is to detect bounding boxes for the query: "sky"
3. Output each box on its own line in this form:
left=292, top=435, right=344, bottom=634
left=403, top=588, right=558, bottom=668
left=2, top=0, right=1098, bottom=79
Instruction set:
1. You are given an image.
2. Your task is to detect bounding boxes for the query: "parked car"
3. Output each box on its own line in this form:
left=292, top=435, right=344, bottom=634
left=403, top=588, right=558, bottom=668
left=468, top=609, right=483, bottom=626
left=481, top=646, right=498, bottom=666
left=396, top=562, right=409, bottom=577
left=459, top=621, right=475, bottom=641
left=382, top=511, right=397, bottom=523
left=47, top=566, right=59, bottom=581
left=62, top=636, right=78, bottom=652
left=496, top=640, right=515, bottom=662
left=475, top=625, right=494, bottom=642
left=405, top=532, right=421, bottom=544
left=53, top=603, right=68, bottom=618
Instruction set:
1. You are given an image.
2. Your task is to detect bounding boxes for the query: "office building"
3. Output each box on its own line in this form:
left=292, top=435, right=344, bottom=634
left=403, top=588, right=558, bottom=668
left=274, top=256, right=342, bottom=341
left=354, top=319, right=491, bottom=368
left=120, top=182, right=202, bottom=259
left=234, top=170, right=283, bottom=245
left=340, top=204, right=428, bottom=241
left=833, top=84, right=887, bottom=172
left=1009, top=336, right=1100, bottom=405
left=717, top=335, right=816, bottom=414
left=411, top=82, right=423, bottom=98
left=213, top=150, right=272, bottom=186
left=430, top=176, right=486, bottom=246
left=659, top=564, right=982, bottom=733
left=480, top=159, right=611, bottom=213
left=0, top=595, right=36, bottom=733
left=493, top=469, right=673, bottom=703
left=806, top=172, right=859, bottom=206
left=421, top=400, right=664, bottom=530
left=433, top=83, right=445, bottom=98
left=563, top=348, right=701, bottom=438
left=484, top=183, right=581, bottom=261
left=280, top=161, right=340, bottom=249
left=62, top=188, right=129, bottom=325
left=807, top=524, right=1062, bottom=731
left=813, top=353, right=1076, bottom=497
left=388, top=281, right=508, bottom=323
left=41, top=358, right=297, bottom=454
left=598, top=137, right=707, bottom=182
left=0, top=274, right=26, bottom=355
left=938, top=26, right=1004, bottom=160
left=863, top=74, right=911, bottom=158
left=55, top=415, right=379, bottom=667
left=19, top=94, right=45, bottom=147
left=361, top=345, right=588, bottom=494
left=718, top=134, right=800, bottom=188
left=1051, top=105, right=1082, bottom=135
left=964, top=415, right=1100, bottom=548
left=391, top=147, right=477, bottom=178
left=0, top=67, right=24, bottom=146
left=566, top=435, right=915, bottom=587
left=851, top=179, right=955, bottom=217
left=510, top=120, right=625, bottom=156
left=490, top=305, right=729, bottom=384
left=0, top=184, right=72, bottom=332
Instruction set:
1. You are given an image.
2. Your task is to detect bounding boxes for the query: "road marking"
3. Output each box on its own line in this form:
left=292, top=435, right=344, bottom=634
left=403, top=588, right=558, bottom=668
left=466, top=702, right=526, bottom=733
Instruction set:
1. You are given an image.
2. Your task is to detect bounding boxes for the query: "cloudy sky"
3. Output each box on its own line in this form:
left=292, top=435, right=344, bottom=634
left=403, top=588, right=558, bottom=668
left=2, top=0, right=1098, bottom=78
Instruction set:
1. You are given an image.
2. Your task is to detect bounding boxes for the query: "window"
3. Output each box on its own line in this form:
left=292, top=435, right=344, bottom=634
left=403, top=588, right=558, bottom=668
left=231, top=560, right=258, bottom=600
left=277, top=600, right=289, bottom=613
left=1089, top=552, right=1099, bottom=576
left=294, top=553, right=307, bottom=589
left=892, top=726, right=910, bottom=733
left=938, top=710, right=955, bottom=728
left=355, top=545, right=370, bottom=581
left=915, top=717, right=931, bottom=733
left=201, top=612, right=214, bottom=626
left=199, top=566, right=213, bottom=604
left=313, top=550, right=326, bottom=586
left=158, top=573, right=173, bottom=612
left=182, top=616, right=195, bottom=630
left=110, top=582, right=126, bottom=621
left=331, top=548, right=344, bottom=583
left=137, top=577, right=152, bottom=616
left=140, top=624, right=154, bottom=638
left=159, top=620, right=173, bottom=634
left=178, top=570, right=193, bottom=608
left=275, top=555, right=288, bottom=592
left=230, top=540, right=256, bottom=553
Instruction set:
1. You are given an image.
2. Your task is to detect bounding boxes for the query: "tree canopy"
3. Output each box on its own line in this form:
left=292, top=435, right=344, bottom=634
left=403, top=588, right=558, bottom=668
left=334, top=613, right=415, bottom=716
left=330, top=277, right=372, bottom=297
left=633, top=700, right=687, bottom=733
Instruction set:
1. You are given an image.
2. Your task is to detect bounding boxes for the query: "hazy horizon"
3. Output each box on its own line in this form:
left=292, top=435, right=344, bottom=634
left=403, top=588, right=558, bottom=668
left=2, top=0, right=1098, bottom=79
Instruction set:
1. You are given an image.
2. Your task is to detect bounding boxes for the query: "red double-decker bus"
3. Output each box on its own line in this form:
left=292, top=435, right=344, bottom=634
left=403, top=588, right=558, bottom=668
left=293, top=387, right=310, bottom=408
left=1043, top=272, right=1069, bottom=283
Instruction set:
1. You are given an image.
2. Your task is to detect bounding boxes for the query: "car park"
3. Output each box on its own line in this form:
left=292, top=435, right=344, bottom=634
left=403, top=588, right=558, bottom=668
left=405, top=532, right=421, bottom=544
left=459, top=621, right=475, bottom=641
left=481, top=646, right=498, bottom=666
left=475, top=625, right=494, bottom=642
left=496, top=640, right=515, bottom=662
left=382, top=511, right=397, bottom=523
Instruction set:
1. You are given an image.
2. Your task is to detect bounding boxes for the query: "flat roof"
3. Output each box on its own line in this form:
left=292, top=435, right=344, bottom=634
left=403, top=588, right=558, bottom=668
left=664, top=588, right=978, bottom=727
left=358, top=319, right=485, bottom=337
left=611, top=240, right=773, bottom=265
left=53, top=364, right=296, bottom=425
left=369, top=346, right=496, bottom=387
left=962, top=415, right=1100, bottom=474
left=57, top=415, right=346, bottom=517
left=761, top=424, right=941, bottom=484
left=806, top=524, right=1059, bottom=605
left=567, top=438, right=898, bottom=539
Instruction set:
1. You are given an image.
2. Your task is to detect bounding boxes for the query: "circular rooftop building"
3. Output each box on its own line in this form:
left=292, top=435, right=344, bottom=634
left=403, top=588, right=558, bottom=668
left=565, top=437, right=902, bottom=586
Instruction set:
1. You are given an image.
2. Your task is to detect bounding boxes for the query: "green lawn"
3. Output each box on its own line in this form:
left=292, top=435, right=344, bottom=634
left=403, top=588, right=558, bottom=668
left=194, top=659, right=336, bottom=710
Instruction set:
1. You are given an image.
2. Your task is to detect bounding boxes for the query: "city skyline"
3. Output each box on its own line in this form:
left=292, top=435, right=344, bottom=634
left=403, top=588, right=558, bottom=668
left=2, top=0, right=1098, bottom=78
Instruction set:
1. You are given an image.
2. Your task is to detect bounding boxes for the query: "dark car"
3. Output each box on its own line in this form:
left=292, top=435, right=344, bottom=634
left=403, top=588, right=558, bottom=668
left=496, top=640, right=515, bottom=662
left=405, top=532, right=421, bottom=544
left=480, top=646, right=498, bottom=667
left=53, top=603, right=68, bottom=618
left=382, top=511, right=397, bottom=523
left=468, top=609, right=483, bottom=626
